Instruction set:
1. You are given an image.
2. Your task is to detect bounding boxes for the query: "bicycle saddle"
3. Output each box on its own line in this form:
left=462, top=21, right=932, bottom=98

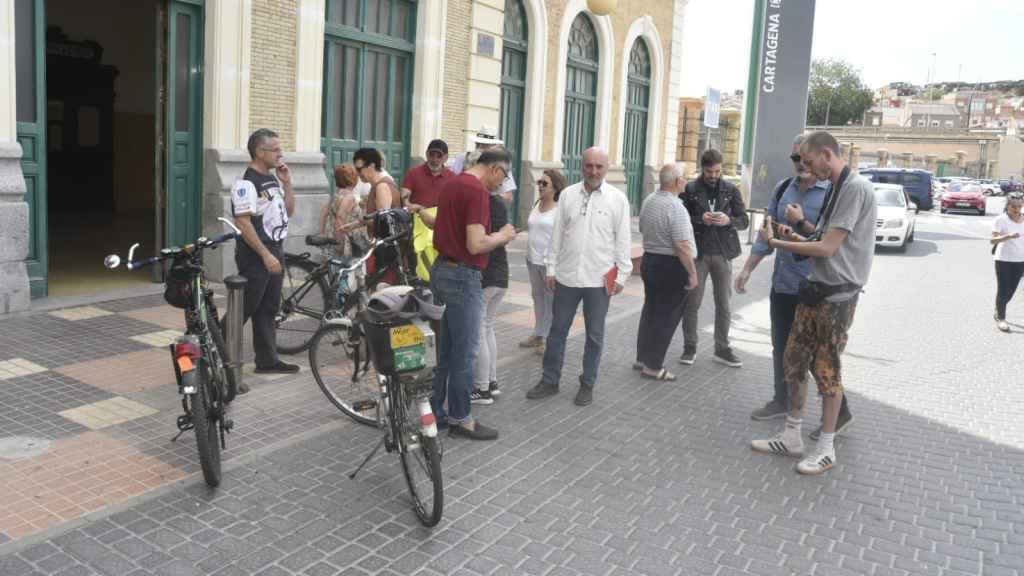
left=305, top=235, right=338, bottom=247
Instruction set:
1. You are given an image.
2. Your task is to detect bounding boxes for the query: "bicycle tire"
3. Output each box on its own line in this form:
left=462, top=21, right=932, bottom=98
left=276, top=255, right=331, bottom=355
left=188, top=363, right=222, bottom=487
left=206, top=316, right=237, bottom=404
left=309, top=324, right=376, bottom=426
left=396, top=382, right=443, bottom=527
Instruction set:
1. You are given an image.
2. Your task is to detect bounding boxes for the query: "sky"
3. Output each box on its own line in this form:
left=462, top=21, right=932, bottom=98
left=679, top=0, right=1024, bottom=97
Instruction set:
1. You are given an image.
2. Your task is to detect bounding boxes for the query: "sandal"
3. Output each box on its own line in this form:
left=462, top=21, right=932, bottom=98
left=641, top=368, right=676, bottom=381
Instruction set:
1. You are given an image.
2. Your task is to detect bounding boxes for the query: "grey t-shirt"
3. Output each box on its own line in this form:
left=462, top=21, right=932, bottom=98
left=639, top=190, right=695, bottom=256
left=811, top=172, right=877, bottom=301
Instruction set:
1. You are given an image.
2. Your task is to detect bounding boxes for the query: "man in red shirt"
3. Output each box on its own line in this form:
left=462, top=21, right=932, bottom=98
left=431, top=148, right=517, bottom=440
left=401, top=139, right=453, bottom=208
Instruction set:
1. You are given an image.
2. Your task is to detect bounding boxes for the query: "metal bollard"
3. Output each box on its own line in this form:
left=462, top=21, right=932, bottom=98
left=746, top=210, right=763, bottom=245
left=223, top=275, right=248, bottom=390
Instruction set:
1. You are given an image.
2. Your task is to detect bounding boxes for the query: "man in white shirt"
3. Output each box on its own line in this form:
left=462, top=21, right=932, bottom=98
left=526, top=147, right=633, bottom=406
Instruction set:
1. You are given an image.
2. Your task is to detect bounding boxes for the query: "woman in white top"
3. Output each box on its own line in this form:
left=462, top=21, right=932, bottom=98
left=991, top=193, right=1024, bottom=332
left=519, top=169, right=568, bottom=355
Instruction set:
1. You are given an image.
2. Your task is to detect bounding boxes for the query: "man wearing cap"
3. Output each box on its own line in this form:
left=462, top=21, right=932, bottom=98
left=451, top=126, right=517, bottom=202
left=402, top=139, right=454, bottom=209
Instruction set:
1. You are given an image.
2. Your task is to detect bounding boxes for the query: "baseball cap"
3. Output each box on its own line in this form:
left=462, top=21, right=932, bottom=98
left=427, top=139, right=449, bottom=155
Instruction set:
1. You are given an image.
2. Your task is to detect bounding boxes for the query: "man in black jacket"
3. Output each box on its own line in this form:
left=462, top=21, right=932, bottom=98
left=678, top=149, right=749, bottom=368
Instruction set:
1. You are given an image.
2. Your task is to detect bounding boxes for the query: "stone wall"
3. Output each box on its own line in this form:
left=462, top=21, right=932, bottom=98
left=249, top=0, right=298, bottom=150
left=0, top=142, right=30, bottom=313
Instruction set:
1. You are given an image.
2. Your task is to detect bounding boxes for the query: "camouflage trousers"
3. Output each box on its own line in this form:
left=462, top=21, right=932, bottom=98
left=783, top=296, right=859, bottom=413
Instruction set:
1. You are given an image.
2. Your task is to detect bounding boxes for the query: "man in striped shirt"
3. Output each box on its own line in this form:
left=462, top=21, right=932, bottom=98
left=634, top=164, right=699, bottom=381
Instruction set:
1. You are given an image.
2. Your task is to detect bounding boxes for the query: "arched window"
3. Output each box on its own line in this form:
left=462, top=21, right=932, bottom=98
left=623, top=39, right=651, bottom=212
left=562, top=13, right=598, bottom=184
left=500, top=0, right=528, bottom=223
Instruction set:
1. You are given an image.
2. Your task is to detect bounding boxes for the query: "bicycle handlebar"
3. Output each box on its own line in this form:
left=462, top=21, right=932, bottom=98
left=105, top=217, right=241, bottom=271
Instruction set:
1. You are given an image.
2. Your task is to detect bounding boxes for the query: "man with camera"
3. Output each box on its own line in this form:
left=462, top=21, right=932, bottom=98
left=736, top=134, right=853, bottom=437
left=751, top=131, right=875, bottom=476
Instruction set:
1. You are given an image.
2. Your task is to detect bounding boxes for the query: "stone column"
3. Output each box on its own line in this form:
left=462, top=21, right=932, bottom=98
left=850, top=144, right=862, bottom=169
left=293, top=0, right=325, bottom=153
left=877, top=148, right=889, bottom=167
left=925, top=154, right=938, bottom=174
left=955, top=150, right=967, bottom=174
left=901, top=152, right=914, bottom=168
left=0, top=2, right=30, bottom=313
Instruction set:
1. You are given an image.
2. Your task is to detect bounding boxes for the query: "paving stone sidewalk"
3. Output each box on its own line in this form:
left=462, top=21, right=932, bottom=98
left=1, top=218, right=1022, bottom=576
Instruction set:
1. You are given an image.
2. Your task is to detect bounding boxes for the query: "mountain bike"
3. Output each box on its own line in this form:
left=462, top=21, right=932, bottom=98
left=275, top=211, right=413, bottom=355
left=104, top=217, right=240, bottom=487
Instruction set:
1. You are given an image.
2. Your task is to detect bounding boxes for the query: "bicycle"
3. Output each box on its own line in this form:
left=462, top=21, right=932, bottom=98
left=308, top=215, right=443, bottom=527
left=104, top=217, right=241, bottom=487
left=275, top=210, right=414, bottom=355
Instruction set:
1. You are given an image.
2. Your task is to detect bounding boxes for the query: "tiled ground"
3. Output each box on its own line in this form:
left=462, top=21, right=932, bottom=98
left=0, top=236, right=642, bottom=546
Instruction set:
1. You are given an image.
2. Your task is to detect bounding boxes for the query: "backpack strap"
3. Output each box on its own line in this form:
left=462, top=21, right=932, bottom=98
left=773, top=177, right=794, bottom=206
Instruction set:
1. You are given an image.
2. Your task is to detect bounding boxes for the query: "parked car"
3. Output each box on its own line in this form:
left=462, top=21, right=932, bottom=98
left=860, top=168, right=934, bottom=211
left=940, top=183, right=986, bottom=215
left=999, top=179, right=1023, bottom=193
left=873, top=183, right=916, bottom=251
left=978, top=179, right=1003, bottom=196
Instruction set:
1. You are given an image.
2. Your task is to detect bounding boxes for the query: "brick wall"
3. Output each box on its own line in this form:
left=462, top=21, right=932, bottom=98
left=442, top=0, right=472, bottom=156
left=249, top=0, right=298, bottom=150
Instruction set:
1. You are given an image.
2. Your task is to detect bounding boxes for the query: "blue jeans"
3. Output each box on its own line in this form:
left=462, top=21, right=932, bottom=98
left=430, top=262, right=483, bottom=425
left=542, top=282, right=610, bottom=388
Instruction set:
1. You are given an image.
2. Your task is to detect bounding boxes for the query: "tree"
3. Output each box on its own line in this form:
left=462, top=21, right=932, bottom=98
left=806, top=59, right=874, bottom=126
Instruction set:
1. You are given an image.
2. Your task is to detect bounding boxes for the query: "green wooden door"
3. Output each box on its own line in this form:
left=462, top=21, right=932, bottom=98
left=15, top=0, right=47, bottom=298
left=623, top=39, right=651, bottom=215
left=322, top=0, right=415, bottom=186
left=562, top=14, right=598, bottom=185
left=165, top=1, right=204, bottom=247
left=500, top=0, right=527, bottom=225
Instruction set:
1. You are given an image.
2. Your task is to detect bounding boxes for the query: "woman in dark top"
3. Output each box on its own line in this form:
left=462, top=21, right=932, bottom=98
left=471, top=190, right=511, bottom=403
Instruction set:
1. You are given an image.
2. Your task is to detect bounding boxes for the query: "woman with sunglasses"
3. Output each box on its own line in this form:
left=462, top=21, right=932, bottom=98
left=519, top=170, right=568, bottom=356
left=992, top=193, right=1024, bottom=332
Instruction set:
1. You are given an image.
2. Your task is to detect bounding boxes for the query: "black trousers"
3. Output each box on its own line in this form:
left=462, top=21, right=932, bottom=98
left=995, top=260, right=1024, bottom=320
left=636, top=253, right=690, bottom=371
left=236, top=243, right=284, bottom=368
left=770, top=290, right=850, bottom=417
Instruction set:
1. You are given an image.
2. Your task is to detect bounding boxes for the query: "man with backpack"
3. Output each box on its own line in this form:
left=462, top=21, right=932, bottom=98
left=678, top=149, right=749, bottom=368
left=735, top=134, right=851, bottom=438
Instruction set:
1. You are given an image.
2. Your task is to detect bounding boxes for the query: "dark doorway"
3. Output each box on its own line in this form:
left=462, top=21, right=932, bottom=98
left=45, top=0, right=157, bottom=296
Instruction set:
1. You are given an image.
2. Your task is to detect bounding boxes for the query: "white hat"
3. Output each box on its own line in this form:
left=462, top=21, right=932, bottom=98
left=474, top=125, right=504, bottom=146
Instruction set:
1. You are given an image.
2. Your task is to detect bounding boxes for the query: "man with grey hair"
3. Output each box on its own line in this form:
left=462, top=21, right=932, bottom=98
left=736, top=134, right=851, bottom=435
left=527, top=147, right=632, bottom=406
left=633, top=164, right=699, bottom=380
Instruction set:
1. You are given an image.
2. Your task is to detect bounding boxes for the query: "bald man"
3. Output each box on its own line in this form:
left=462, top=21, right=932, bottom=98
left=526, top=147, right=633, bottom=407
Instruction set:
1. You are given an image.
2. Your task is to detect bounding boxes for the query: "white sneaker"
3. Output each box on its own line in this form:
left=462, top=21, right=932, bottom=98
left=997, top=320, right=1011, bottom=332
left=751, top=434, right=804, bottom=457
left=796, top=450, right=836, bottom=475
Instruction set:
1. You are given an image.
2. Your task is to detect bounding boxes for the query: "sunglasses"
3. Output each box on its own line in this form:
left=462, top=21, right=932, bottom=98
left=790, top=154, right=802, bottom=162
left=536, top=180, right=549, bottom=188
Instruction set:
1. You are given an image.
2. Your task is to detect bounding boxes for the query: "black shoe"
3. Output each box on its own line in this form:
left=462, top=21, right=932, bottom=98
left=470, top=388, right=494, bottom=405
left=713, top=348, right=743, bottom=368
left=254, top=361, right=300, bottom=374
left=448, top=421, right=499, bottom=441
left=574, top=385, right=593, bottom=406
left=526, top=382, right=559, bottom=399
left=488, top=381, right=501, bottom=397
left=237, top=382, right=251, bottom=395
left=678, top=347, right=697, bottom=366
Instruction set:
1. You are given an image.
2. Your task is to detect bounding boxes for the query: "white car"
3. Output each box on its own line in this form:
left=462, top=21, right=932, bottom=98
left=874, top=183, right=917, bottom=251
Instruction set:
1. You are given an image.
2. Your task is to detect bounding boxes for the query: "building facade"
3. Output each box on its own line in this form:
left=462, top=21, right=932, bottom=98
left=0, top=0, right=689, bottom=311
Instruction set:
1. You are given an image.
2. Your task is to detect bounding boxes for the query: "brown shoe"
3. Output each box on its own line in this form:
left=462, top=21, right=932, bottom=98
left=535, top=341, right=545, bottom=356
left=519, top=335, right=543, bottom=348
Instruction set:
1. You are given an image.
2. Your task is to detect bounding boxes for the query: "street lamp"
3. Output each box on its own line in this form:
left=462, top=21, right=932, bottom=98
left=824, top=78, right=840, bottom=126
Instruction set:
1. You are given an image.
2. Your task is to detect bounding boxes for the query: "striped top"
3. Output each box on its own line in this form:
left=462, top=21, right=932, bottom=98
left=639, top=190, right=695, bottom=256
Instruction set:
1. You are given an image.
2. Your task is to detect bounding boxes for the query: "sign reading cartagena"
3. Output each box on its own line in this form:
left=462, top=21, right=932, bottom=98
left=761, top=0, right=782, bottom=93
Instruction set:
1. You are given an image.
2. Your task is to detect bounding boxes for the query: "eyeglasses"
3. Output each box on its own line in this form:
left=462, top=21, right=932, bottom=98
left=261, top=147, right=282, bottom=154
left=494, top=165, right=508, bottom=179
left=790, top=154, right=802, bottom=163
left=536, top=180, right=549, bottom=188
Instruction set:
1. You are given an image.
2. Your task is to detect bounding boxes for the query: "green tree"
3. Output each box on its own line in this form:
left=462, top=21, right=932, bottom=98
left=806, top=59, right=874, bottom=126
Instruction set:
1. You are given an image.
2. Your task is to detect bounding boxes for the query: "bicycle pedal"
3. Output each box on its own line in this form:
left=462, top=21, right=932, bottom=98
left=351, top=399, right=377, bottom=412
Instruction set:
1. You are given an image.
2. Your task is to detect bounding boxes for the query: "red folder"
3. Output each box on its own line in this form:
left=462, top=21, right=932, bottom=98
left=604, top=267, right=618, bottom=295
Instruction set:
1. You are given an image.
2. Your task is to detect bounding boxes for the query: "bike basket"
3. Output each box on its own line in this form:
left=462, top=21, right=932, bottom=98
left=363, top=318, right=429, bottom=375
left=163, top=264, right=193, bottom=309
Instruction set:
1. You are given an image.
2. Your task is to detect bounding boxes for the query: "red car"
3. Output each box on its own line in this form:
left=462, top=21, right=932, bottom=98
left=941, top=183, right=986, bottom=215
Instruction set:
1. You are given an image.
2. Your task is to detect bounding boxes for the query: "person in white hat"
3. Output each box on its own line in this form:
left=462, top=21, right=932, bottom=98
left=451, top=125, right=517, bottom=201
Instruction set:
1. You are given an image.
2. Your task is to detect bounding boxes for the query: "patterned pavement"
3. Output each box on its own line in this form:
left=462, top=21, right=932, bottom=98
left=0, top=214, right=1021, bottom=575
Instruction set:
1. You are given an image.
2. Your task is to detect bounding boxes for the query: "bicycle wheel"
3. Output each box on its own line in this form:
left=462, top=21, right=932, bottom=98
left=309, top=324, right=377, bottom=426
left=188, top=363, right=222, bottom=487
left=206, top=317, right=237, bottom=404
left=277, top=256, right=330, bottom=355
left=396, top=381, right=443, bottom=527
